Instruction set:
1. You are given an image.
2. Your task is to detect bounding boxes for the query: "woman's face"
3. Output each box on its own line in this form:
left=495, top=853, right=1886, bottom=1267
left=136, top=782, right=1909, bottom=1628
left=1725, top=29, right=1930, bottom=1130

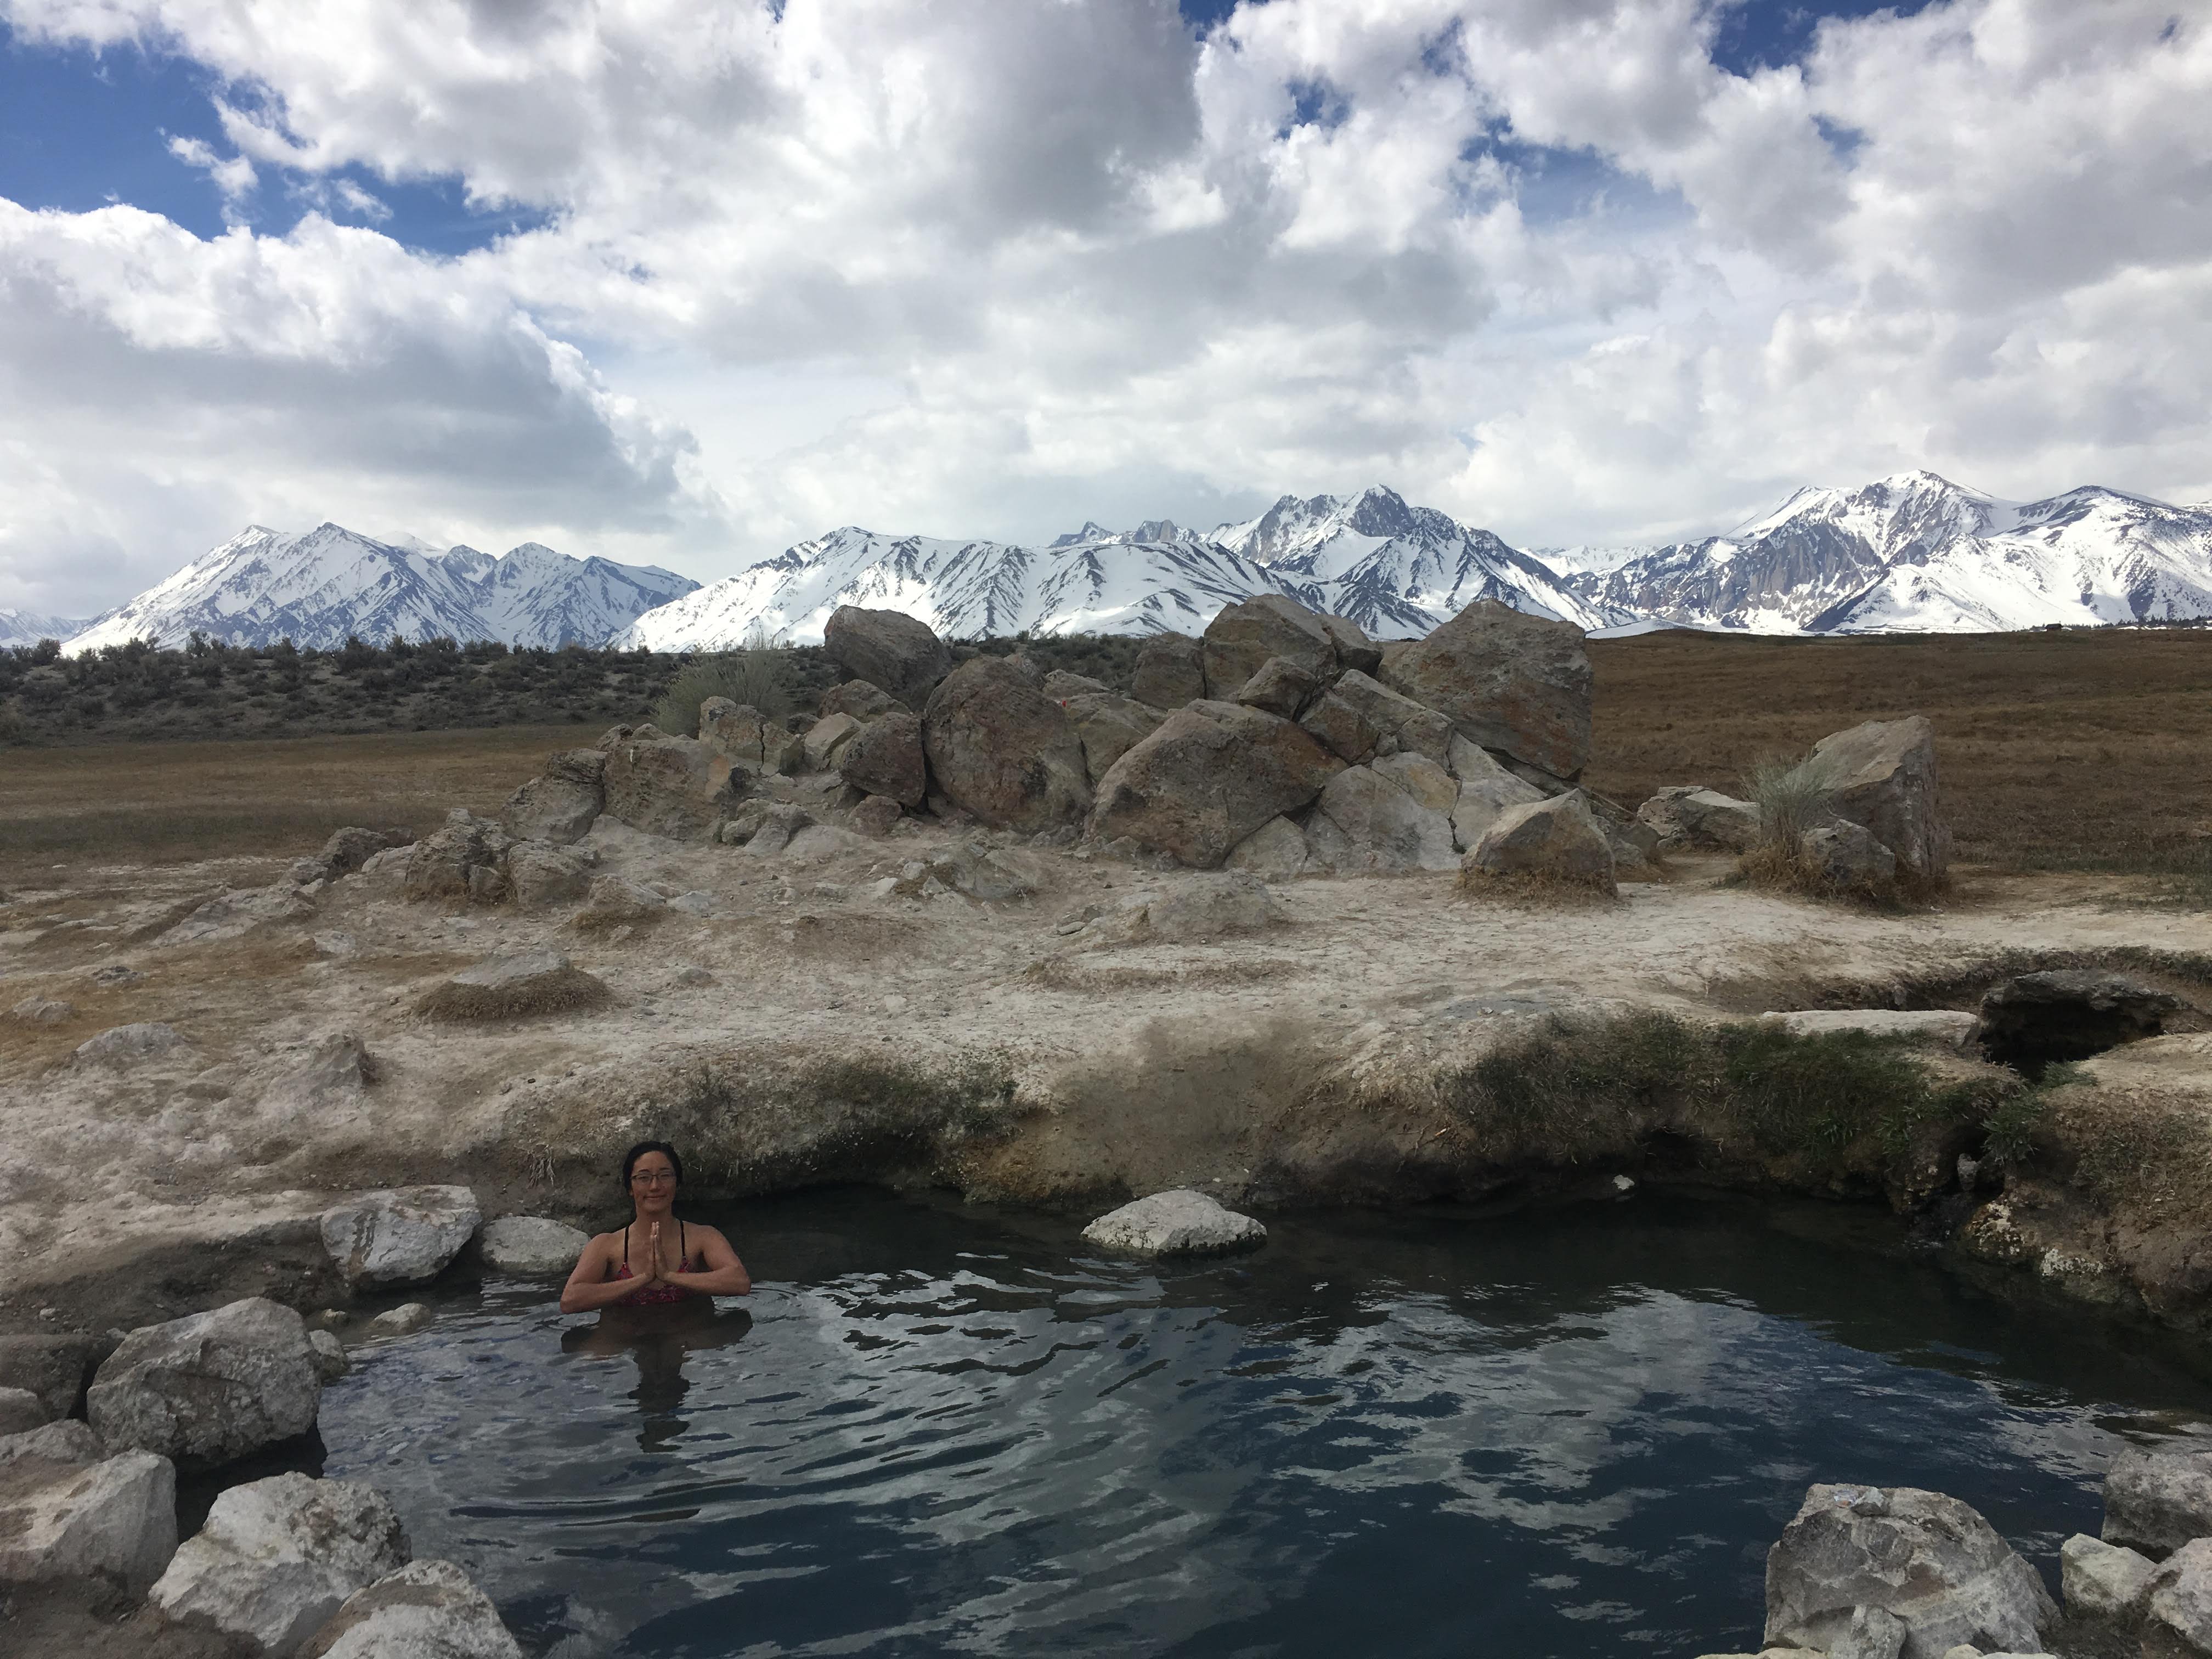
left=629, top=1152, right=679, bottom=1214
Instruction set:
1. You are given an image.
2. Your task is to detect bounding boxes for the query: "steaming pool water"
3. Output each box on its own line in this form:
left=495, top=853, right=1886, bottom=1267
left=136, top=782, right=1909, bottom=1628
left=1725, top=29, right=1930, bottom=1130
left=316, top=1188, right=2212, bottom=1658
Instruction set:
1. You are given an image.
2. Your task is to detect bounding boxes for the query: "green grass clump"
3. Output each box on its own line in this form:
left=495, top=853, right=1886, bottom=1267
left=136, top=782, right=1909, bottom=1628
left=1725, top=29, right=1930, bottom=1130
left=651, top=647, right=797, bottom=737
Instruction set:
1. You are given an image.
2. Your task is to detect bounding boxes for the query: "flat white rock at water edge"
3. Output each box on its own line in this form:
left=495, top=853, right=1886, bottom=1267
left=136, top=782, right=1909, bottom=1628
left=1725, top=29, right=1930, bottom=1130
left=479, top=1216, right=590, bottom=1277
left=1082, top=1190, right=1266, bottom=1258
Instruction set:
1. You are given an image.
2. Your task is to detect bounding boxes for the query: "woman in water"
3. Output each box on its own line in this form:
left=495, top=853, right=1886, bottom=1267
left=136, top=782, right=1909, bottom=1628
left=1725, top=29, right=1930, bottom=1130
left=560, top=1141, right=752, bottom=1313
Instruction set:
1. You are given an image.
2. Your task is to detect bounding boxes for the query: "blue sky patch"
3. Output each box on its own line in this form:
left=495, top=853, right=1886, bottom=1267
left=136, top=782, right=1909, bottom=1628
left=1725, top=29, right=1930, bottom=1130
left=1708, top=0, right=1937, bottom=77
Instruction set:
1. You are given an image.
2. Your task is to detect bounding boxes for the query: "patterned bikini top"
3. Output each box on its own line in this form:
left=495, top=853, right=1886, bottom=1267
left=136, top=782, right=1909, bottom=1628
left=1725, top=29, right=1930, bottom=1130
left=608, top=1220, right=700, bottom=1304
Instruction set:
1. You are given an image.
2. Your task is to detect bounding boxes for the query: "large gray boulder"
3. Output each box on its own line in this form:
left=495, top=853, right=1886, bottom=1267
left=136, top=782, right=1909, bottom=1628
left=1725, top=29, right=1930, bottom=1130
left=1088, top=699, right=1344, bottom=868
left=2147, top=1539, right=2212, bottom=1658
left=800, top=712, right=864, bottom=772
left=150, top=1473, right=409, bottom=1658
left=323, top=1187, right=481, bottom=1289
left=1808, top=715, right=1950, bottom=883
left=1327, top=670, right=1452, bottom=766
left=817, top=679, right=908, bottom=722
left=922, top=656, right=1092, bottom=832
left=600, top=730, right=744, bottom=840
left=1379, top=599, right=1593, bottom=781
left=479, top=1216, right=590, bottom=1277
left=0, top=1419, right=177, bottom=1595
left=1234, top=655, right=1323, bottom=719
left=1225, top=815, right=1309, bottom=881
left=1201, top=594, right=1337, bottom=699
left=1130, top=631, right=1206, bottom=709
left=497, top=749, right=605, bottom=846
left=1764, top=1483, right=2057, bottom=1658
left=1637, top=785, right=1759, bottom=854
left=1304, top=765, right=1458, bottom=873
left=1463, top=791, right=1617, bottom=893
left=1081, top=1190, right=1266, bottom=1258
left=1446, top=738, right=1547, bottom=849
left=298, top=1559, right=525, bottom=1659
left=502, top=840, right=594, bottom=910
left=2061, top=1532, right=2157, bottom=1620
left=2104, top=1442, right=2212, bottom=1558
left=88, top=1299, right=320, bottom=1472
left=698, top=700, right=803, bottom=775
left=837, top=709, right=927, bottom=808
left=0, top=1334, right=111, bottom=1423
left=316, top=826, right=415, bottom=878
left=402, top=810, right=513, bottom=904
left=1062, top=692, right=1166, bottom=786
left=822, top=606, right=952, bottom=709
left=1297, top=689, right=1381, bottom=765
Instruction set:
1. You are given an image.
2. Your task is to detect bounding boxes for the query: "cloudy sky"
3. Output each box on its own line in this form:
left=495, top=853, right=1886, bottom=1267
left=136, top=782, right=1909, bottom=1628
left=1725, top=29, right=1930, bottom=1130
left=1, top=0, right=2206, bottom=617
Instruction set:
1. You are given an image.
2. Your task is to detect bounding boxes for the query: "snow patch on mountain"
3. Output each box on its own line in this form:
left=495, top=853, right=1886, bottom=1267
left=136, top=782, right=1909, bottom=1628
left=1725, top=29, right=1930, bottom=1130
left=0, top=607, right=91, bottom=650
left=62, top=524, right=696, bottom=654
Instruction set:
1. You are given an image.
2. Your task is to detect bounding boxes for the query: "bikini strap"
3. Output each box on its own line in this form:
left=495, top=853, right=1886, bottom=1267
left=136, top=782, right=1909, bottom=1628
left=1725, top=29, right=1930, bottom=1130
left=680, top=1220, right=686, bottom=1265
left=622, top=1225, right=629, bottom=1265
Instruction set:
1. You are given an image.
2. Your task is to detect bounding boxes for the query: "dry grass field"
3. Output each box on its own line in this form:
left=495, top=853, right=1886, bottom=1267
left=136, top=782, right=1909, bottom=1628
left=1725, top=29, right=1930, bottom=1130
left=2, top=630, right=2205, bottom=891
left=1585, top=627, right=2212, bottom=884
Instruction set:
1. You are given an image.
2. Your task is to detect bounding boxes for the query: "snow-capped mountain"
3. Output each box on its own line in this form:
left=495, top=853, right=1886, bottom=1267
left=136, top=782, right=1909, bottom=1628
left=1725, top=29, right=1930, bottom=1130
left=1561, top=471, right=2212, bottom=634
left=0, top=607, right=89, bottom=650
left=620, top=485, right=1600, bottom=651
left=63, top=524, right=697, bottom=654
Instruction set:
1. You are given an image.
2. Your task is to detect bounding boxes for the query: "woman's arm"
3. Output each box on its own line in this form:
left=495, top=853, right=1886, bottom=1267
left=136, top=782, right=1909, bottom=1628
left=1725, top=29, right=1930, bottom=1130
left=668, top=1224, right=751, bottom=1296
left=559, top=1230, right=655, bottom=1313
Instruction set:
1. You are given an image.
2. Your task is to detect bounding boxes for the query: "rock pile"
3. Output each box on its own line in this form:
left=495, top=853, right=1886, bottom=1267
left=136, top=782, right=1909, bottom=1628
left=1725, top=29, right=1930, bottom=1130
left=1700, top=1443, right=2212, bottom=1658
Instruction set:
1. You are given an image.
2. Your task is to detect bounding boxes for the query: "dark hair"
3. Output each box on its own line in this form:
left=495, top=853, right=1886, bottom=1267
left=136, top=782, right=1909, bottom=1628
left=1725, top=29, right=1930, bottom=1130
left=620, top=1141, right=684, bottom=1189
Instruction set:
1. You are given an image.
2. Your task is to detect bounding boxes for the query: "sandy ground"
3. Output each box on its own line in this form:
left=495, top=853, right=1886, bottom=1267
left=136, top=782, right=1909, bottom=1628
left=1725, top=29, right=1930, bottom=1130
left=3, top=811, right=2208, bottom=1331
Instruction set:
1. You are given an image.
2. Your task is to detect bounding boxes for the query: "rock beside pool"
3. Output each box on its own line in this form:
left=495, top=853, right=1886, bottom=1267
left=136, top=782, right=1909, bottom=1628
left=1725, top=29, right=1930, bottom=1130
left=479, top=1215, right=591, bottom=1277
left=150, top=1472, right=409, bottom=1657
left=308, top=1330, right=349, bottom=1382
left=1764, top=1483, right=2057, bottom=1657
left=2146, top=1539, right=2212, bottom=1659
left=87, top=1297, right=320, bottom=1473
left=0, top=1419, right=178, bottom=1596
left=364, top=1305, right=432, bottom=1340
left=298, top=1558, right=526, bottom=1658
left=322, top=1186, right=482, bottom=1288
left=0, top=1334, right=112, bottom=1423
left=1081, top=1190, right=1266, bottom=1258
left=2104, top=1442, right=2212, bottom=1558
left=0, top=1385, right=48, bottom=1435
left=2061, top=1532, right=2156, bottom=1620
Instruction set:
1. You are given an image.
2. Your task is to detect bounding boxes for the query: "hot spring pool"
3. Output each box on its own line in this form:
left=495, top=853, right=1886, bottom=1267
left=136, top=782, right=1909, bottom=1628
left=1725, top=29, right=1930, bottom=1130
left=315, top=1188, right=2212, bottom=1657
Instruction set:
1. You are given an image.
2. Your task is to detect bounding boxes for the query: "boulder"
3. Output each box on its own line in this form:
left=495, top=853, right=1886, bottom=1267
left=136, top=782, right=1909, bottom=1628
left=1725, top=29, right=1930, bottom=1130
left=735, top=803, right=816, bottom=857
left=1297, top=690, right=1381, bottom=765
left=893, top=840, right=1040, bottom=903
left=1976, top=970, right=2182, bottom=1070
left=1637, top=785, right=1760, bottom=854
left=1447, top=744, right=1548, bottom=850
left=0, top=1387, right=48, bottom=1435
left=1042, top=669, right=1110, bottom=700
left=1379, top=598, right=1592, bottom=780
left=72, top=1022, right=185, bottom=1068
left=850, top=794, right=904, bottom=837
left=317, top=826, right=414, bottom=877
left=1463, top=791, right=1617, bottom=893
left=2148, top=1539, right=2212, bottom=1659
left=1371, top=752, right=1459, bottom=817
left=1305, top=765, right=1458, bottom=873
left=321, top=1187, right=482, bottom=1289
left=802, top=712, right=864, bottom=772
left=822, top=606, right=951, bottom=708
left=150, top=1473, right=409, bottom=1658
left=2061, top=1533, right=2155, bottom=1620
left=1201, top=594, right=1337, bottom=699
left=2104, top=1442, right=2212, bottom=1558
left=817, top=679, right=908, bottom=722
left=699, top=701, right=804, bottom=774
left=298, top=1559, right=525, bottom=1659
left=1802, top=820, right=1898, bottom=896
left=578, top=873, right=667, bottom=926
left=479, top=1216, right=590, bottom=1277
left=87, top=1299, right=320, bottom=1472
left=502, top=841, right=594, bottom=910
left=1088, top=873, right=1288, bottom=944
left=1088, top=699, right=1344, bottom=868
left=402, top=810, right=513, bottom=904
left=0, top=1422, right=176, bottom=1596
left=415, top=951, right=610, bottom=1020
left=308, top=1332, right=348, bottom=1383
left=1082, top=1190, right=1267, bottom=1258
left=6, top=996, right=72, bottom=1024
left=1805, top=715, right=1949, bottom=883
left=1130, top=631, right=1206, bottom=708
left=600, top=731, right=744, bottom=840
left=1225, top=816, right=1309, bottom=881
left=156, top=883, right=320, bottom=944
left=1764, top=1483, right=2057, bottom=1658
left=365, top=1306, right=432, bottom=1341
left=1328, top=670, right=1453, bottom=765
left=837, top=710, right=927, bottom=807
left=1234, top=655, right=1323, bottom=719
left=1317, top=613, right=1381, bottom=675
left=0, top=1334, right=112, bottom=1423
left=496, top=751, right=605, bottom=847
left=922, top=656, right=1092, bottom=832
left=1062, top=692, right=1166, bottom=786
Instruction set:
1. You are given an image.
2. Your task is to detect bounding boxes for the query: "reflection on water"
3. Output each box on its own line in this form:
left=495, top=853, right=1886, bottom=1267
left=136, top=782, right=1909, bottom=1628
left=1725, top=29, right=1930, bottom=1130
left=320, top=1190, right=2212, bottom=1658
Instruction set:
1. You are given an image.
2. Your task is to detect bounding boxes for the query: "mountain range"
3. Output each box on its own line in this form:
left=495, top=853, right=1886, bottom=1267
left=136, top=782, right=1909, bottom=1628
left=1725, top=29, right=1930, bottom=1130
left=24, top=471, right=2212, bottom=658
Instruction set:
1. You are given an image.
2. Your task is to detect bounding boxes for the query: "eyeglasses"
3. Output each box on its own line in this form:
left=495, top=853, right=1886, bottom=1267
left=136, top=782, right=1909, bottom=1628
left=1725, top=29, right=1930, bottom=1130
left=630, top=1171, right=678, bottom=1187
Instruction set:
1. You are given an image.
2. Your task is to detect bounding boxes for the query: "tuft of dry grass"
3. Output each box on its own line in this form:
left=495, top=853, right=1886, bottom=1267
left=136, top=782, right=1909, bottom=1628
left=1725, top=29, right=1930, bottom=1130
left=1453, top=866, right=1618, bottom=906
left=414, top=967, right=613, bottom=1022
